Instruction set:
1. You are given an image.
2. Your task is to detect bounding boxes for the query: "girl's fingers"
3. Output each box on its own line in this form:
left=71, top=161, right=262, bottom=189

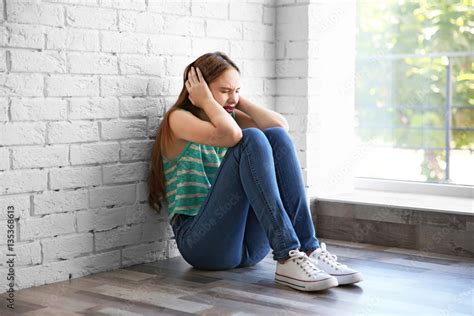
left=192, top=66, right=200, bottom=83
left=187, top=66, right=205, bottom=87
left=186, top=70, right=194, bottom=85
left=196, top=67, right=204, bottom=83
left=189, top=67, right=198, bottom=85
left=187, top=70, right=194, bottom=85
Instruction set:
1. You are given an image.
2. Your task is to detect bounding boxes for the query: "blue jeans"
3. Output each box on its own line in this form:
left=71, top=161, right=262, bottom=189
left=171, top=127, right=320, bottom=270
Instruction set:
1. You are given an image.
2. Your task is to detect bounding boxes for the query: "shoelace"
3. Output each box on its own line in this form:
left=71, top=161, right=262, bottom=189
left=287, top=249, right=324, bottom=277
left=313, top=242, right=348, bottom=270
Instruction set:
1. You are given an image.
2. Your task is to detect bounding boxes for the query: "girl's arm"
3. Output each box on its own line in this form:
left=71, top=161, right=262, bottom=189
left=237, top=96, right=289, bottom=132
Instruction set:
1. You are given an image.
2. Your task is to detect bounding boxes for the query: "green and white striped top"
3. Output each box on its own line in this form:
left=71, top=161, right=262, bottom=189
left=163, top=109, right=237, bottom=224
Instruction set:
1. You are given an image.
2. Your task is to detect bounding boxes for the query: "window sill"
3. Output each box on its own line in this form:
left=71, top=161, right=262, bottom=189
left=312, top=189, right=473, bottom=216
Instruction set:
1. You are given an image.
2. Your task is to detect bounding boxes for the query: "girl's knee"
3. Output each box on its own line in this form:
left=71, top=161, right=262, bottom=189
left=242, top=127, right=265, bottom=138
left=241, top=127, right=270, bottom=146
left=263, top=126, right=293, bottom=148
left=263, top=126, right=287, bottom=135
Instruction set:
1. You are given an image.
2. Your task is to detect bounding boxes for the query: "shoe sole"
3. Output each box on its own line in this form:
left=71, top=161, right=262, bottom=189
left=333, top=272, right=363, bottom=285
left=275, top=274, right=338, bottom=291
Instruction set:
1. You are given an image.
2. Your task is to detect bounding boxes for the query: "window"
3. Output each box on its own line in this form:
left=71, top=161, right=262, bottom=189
left=354, top=0, right=473, bottom=188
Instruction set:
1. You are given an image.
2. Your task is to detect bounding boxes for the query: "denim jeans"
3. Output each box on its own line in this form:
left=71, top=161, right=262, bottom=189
left=171, top=127, right=320, bottom=270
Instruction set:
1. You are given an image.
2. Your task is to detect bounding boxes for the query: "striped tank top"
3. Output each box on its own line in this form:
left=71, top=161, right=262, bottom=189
left=163, top=109, right=237, bottom=224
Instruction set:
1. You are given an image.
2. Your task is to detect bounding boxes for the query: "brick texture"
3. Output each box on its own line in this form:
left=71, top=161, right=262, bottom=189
left=0, top=0, right=278, bottom=293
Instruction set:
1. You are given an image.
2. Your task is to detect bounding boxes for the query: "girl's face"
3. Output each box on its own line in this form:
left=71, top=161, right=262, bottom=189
left=208, top=68, right=241, bottom=110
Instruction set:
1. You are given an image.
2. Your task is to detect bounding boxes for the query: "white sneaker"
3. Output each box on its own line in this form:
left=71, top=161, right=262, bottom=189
left=275, top=249, right=338, bottom=291
left=308, top=242, right=363, bottom=285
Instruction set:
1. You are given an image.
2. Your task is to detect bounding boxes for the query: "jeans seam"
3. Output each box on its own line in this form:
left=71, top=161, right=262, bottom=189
left=273, top=145, right=292, bottom=222
left=265, top=129, right=293, bottom=225
left=243, top=135, right=288, bottom=253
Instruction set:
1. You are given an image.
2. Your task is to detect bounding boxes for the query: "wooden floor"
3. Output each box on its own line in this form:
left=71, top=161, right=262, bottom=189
left=1, top=239, right=473, bottom=315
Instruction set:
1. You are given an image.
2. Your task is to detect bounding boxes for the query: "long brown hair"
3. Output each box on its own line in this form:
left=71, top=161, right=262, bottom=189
left=148, top=51, right=241, bottom=213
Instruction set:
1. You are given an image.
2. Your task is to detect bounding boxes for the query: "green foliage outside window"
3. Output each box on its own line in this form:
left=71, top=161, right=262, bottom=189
left=355, top=0, right=473, bottom=184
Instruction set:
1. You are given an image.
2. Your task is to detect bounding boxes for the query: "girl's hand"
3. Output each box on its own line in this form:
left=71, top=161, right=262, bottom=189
left=185, top=66, right=214, bottom=109
left=236, top=95, right=247, bottom=110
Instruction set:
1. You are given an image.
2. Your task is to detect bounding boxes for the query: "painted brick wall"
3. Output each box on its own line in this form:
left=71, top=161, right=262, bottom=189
left=275, top=0, right=356, bottom=199
left=0, top=0, right=276, bottom=292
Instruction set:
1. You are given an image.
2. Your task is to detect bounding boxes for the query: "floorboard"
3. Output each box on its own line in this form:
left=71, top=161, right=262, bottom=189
left=1, top=239, right=472, bottom=315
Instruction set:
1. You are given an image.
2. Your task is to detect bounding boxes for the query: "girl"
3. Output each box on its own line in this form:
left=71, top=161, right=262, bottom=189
left=148, top=52, right=362, bottom=292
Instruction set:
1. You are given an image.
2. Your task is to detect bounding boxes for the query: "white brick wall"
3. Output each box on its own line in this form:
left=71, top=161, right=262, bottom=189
left=0, top=0, right=315, bottom=294
left=275, top=0, right=356, bottom=203
left=11, top=98, right=68, bottom=121
left=69, top=97, right=119, bottom=119
left=12, top=145, right=69, bottom=169
left=42, top=233, right=94, bottom=262
left=88, top=184, right=136, bottom=208
left=34, top=189, right=89, bottom=215
left=0, top=98, right=8, bottom=122
left=70, top=142, right=120, bottom=165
